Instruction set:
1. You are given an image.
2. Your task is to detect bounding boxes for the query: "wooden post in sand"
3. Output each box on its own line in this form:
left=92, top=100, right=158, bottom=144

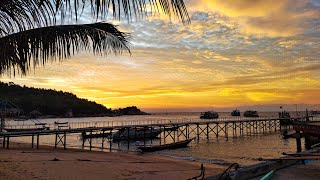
left=36, top=133, right=39, bottom=149
left=3, top=135, right=5, bottom=148
left=32, top=134, right=34, bottom=148
left=6, top=135, right=9, bottom=149
left=0, top=115, right=5, bottom=133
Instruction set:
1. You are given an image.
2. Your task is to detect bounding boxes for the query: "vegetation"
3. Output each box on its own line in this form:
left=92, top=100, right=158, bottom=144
left=0, top=0, right=189, bottom=75
left=0, top=82, right=148, bottom=117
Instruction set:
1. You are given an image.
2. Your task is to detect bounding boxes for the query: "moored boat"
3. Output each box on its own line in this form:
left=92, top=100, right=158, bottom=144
left=54, top=121, right=68, bottom=125
left=243, top=110, right=259, bottom=117
left=82, top=132, right=111, bottom=139
left=136, top=138, right=194, bottom=152
left=111, top=128, right=162, bottom=141
left=4, top=127, right=49, bottom=132
left=200, top=111, right=219, bottom=119
left=231, top=109, right=241, bottom=116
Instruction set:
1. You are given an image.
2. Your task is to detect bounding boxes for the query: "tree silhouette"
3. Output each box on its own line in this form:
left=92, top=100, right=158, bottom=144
left=0, top=0, right=189, bottom=75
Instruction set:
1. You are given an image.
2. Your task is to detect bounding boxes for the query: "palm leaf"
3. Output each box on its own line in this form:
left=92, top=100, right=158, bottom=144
left=0, top=0, right=54, bottom=37
left=53, top=0, right=190, bottom=22
left=1, top=0, right=190, bottom=35
left=0, top=22, right=130, bottom=75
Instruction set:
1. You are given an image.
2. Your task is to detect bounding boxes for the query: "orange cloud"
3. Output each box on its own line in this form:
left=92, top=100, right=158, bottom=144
left=189, top=0, right=319, bottom=37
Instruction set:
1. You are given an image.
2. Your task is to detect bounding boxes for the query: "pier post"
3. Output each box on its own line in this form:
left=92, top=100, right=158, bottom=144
left=197, top=124, right=200, bottom=140
left=102, top=130, right=105, bottom=149
left=0, top=116, right=4, bottom=133
left=216, top=123, right=219, bottom=138
left=127, top=128, right=130, bottom=150
left=159, top=126, right=162, bottom=145
left=134, top=127, right=137, bottom=139
left=55, top=133, right=58, bottom=148
left=64, top=132, right=66, bottom=150
left=225, top=123, right=228, bottom=138
left=3, top=135, right=5, bottom=148
left=163, top=126, right=166, bottom=144
left=173, top=127, right=176, bottom=142
left=36, top=134, right=39, bottom=149
left=206, top=123, right=209, bottom=140
left=151, top=127, right=153, bottom=144
left=143, top=127, right=146, bottom=145
left=109, top=130, right=112, bottom=152
left=32, top=134, right=34, bottom=148
left=186, top=124, right=189, bottom=139
left=295, top=132, right=302, bottom=152
left=268, top=121, right=271, bottom=133
left=89, top=132, right=92, bottom=150
left=6, top=136, right=9, bottom=149
left=82, top=134, right=85, bottom=149
left=232, top=123, right=235, bottom=136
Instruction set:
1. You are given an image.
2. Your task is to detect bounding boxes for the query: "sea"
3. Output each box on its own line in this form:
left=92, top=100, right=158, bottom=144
left=6, top=111, right=320, bottom=167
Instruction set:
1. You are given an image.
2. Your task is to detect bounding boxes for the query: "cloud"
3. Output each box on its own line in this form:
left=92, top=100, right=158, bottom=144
left=188, top=0, right=320, bottom=37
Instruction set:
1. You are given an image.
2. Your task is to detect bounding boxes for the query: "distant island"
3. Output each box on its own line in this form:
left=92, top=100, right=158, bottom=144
left=0, top=82, right=148, bottom=118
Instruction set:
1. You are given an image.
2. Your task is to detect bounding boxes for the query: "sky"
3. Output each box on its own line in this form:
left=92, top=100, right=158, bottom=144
left=1, top=0, right=320, bottom=112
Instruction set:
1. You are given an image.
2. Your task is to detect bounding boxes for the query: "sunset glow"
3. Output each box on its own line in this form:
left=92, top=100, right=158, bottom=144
left=2, top=0, right=320, bottom=111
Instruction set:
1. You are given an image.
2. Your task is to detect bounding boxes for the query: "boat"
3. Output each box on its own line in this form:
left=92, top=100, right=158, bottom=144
left=81, top=132, right=111, bottom=139
left=200, top=111, right=219, bottom=119
left=231, top=109, right=241, bottom=116
left=243, top=110, right=259, bottom=117
left=4, top=127, right=49, bottom=132
left=136, top=138, right=194, bottom=152
left=111, top=128, right=162, bottom=141
left=54, top=121, right=68, bottom=125
left=279, top=111, right=293, bottom=125
left=279, top=111, right=291, bottom=119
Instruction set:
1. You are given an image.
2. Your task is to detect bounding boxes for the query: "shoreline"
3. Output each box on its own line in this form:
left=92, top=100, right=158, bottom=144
left=0, top=140, right=226, bottom=179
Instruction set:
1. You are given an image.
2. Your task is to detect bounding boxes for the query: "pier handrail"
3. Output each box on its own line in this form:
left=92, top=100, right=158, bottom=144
left=3, top=116, right=283, bottom=132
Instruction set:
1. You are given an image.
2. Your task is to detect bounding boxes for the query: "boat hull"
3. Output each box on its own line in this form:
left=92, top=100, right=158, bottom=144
left=137, top=138, right=194, bottom=152
left=82, top=132, right=112, bottom=139
left=112, top=128, right=162, bottom=141
left=4, top=127, right=49, bottom=132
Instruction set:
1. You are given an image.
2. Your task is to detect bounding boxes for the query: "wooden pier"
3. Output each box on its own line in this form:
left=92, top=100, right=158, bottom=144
left=0, top=117, right=290, bottom=151
left=293, top=120, right=320, bottom=152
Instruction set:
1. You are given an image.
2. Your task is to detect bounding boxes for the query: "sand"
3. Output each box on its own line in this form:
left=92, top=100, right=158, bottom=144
left=0, top=141, right=226, bottom=180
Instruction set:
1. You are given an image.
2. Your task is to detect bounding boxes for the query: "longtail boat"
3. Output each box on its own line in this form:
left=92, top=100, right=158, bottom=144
left=4, top=127, right=49, bottom=132
left=136, top=138, right=194, bottom=152
left=111, top=128, right=162, bottom=141
left=54, top=121, right=68, bottom=125
left=81, top=132, right=111, bottom=139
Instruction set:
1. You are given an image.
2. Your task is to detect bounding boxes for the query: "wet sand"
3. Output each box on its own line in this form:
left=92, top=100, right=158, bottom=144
left=0, top=141, right=226, bottom=180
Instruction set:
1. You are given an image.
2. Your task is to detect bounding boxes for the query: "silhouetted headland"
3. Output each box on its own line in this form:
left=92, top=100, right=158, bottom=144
left=0, top=82, right=149, bottom=118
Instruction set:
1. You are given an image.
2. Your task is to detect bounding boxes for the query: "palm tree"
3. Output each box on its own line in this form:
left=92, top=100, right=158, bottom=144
left=0, top=0, right=189, bottom=75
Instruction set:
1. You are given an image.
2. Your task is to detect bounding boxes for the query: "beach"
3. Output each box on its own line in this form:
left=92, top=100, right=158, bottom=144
left=0, top=141, right=226, bottom=180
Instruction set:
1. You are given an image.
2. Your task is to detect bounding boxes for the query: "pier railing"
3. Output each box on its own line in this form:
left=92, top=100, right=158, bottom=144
left=5, top=116, right=281, bottom=130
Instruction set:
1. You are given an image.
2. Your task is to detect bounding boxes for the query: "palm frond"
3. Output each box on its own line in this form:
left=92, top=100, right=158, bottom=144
left=0, top=0, right=54, bottom=37
left=53, top=0, right=189, bottom=23
left=0, top=0, right=190, bottom=35
left=0, top=22, right=130, bottom=75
